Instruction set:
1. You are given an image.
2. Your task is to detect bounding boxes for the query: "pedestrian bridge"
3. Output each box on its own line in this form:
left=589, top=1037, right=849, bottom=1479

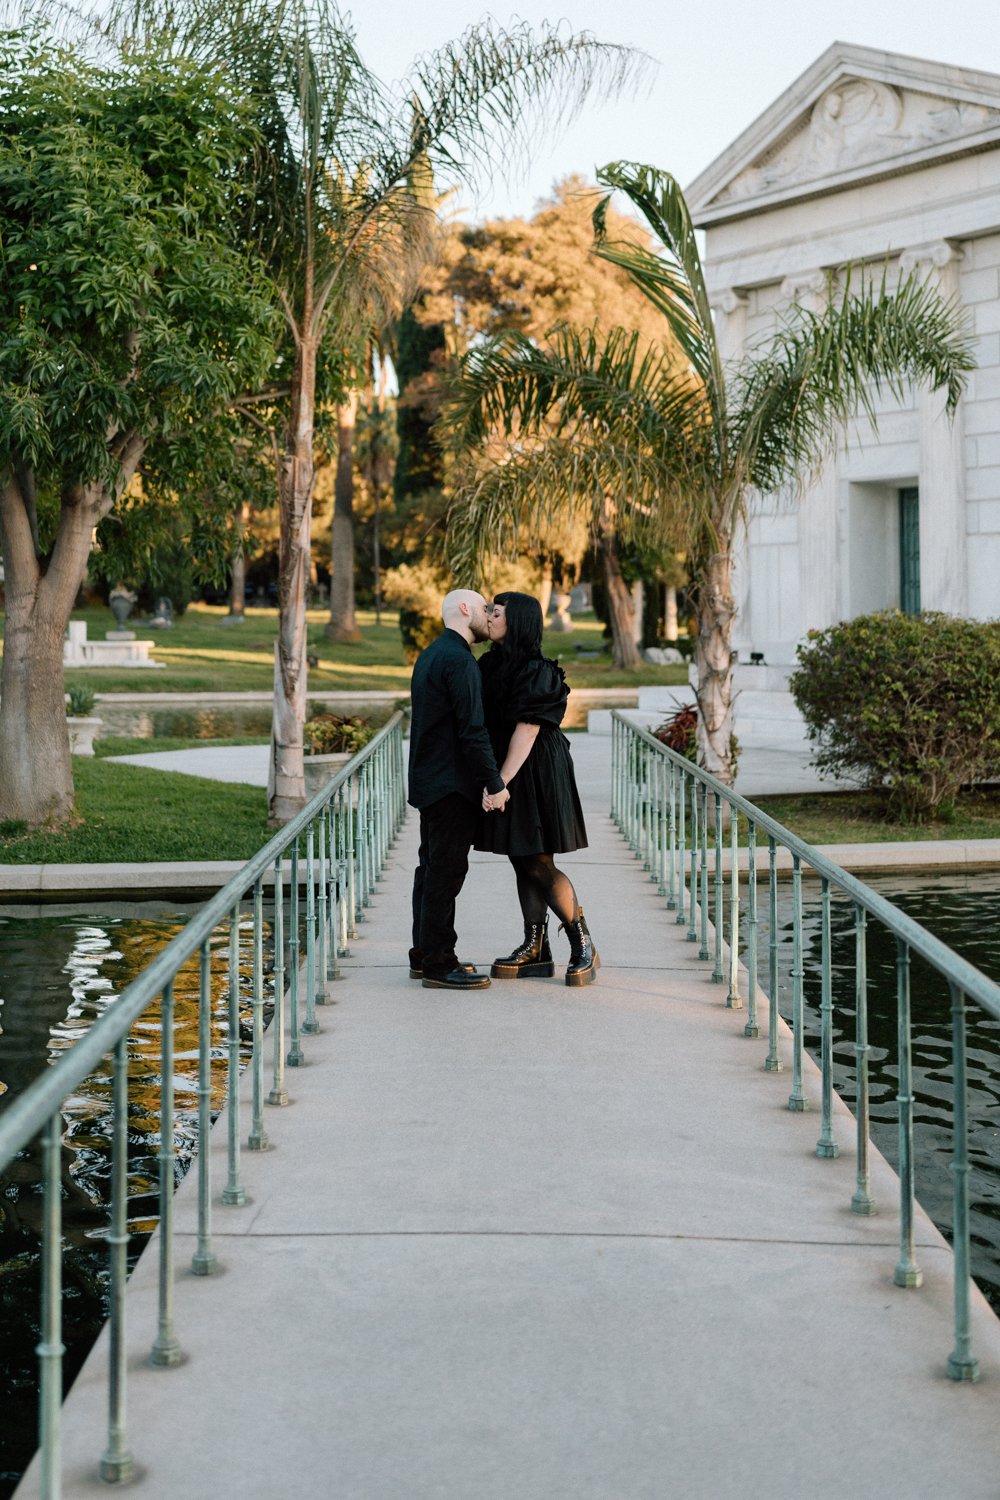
left=8, top=719, right=1000, bottom=1498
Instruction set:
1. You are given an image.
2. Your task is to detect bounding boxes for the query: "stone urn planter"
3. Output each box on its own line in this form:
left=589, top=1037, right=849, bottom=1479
left=67, top=716, right=103, bottom=757
left=303, top=752, right=351, bottom=798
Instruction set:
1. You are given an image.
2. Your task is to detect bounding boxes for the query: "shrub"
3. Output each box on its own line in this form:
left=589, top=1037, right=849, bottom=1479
left=66, top=687, right=97, bottom=717
left=652, top=701, right=697, bottom=762
left=303, top=714, right=373, bottom=756
left=789, top=611, right=1000, bottom=820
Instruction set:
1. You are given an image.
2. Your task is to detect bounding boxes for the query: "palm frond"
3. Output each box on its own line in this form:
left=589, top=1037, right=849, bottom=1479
left=442, top=322, right=711, bottom=481
left=404, top=22, right=651, bottom=196
left=446, top=435, right=694, bottom=585
left=731, top=267, right=976, bottom=503
left=592, top=161, right=726, bottom=432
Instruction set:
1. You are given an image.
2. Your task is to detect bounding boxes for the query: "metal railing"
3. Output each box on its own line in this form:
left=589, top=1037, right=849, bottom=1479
left=0, top=712, right=406, bottom=1497
left=611, top=710, right=1000, bottom=1382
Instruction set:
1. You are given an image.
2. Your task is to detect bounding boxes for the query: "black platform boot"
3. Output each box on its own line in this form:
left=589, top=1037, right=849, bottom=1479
left=490, top=919, right=555, bottom=979
left=563, top=908, right=600, bottom=987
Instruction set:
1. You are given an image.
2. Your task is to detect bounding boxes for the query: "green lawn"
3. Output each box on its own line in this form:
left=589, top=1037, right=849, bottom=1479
left=0, top=602, right=689, bottom=695
left=752, top=788, right=1000, bottom=846
left=0, top=759, right=271, bottom=863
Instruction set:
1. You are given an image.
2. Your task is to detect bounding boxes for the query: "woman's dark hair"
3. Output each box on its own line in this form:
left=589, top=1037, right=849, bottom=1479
left=491, top=591, right=543, bottom=668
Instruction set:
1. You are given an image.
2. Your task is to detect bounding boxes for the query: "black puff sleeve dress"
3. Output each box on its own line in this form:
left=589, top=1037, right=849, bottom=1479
left=474, top=648, right=588, bottom=857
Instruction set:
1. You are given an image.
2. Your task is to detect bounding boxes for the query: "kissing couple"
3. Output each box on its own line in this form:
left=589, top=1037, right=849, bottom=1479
left=408, top=587, right=598, bottom=990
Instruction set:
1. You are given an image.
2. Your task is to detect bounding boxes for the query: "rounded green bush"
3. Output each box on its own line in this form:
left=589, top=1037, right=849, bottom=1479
left=789, top=611, right=1000, bottom=821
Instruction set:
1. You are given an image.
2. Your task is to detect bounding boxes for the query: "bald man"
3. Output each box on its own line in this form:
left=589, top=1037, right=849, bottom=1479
left=408, top=589, right=509, bottom=989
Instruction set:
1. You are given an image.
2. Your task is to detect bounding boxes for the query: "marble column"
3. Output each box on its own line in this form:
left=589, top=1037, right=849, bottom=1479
left=781, top=270, right=839, bottom=634
left=710, top=290, right=751, bottom=650
left=899, top=239, right=967, bottom=614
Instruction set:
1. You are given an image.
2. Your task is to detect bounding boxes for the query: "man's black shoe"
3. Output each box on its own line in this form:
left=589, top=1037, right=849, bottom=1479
left=410, top=959, right=478, bottom=980
left=421, top=967, right=491, bottom=990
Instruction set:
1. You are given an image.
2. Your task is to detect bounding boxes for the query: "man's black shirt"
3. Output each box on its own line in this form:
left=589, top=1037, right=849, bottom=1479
left=408, top=628, right=504, bottom=809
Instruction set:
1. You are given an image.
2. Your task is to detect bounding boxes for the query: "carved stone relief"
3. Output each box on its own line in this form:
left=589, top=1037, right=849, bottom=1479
left=717, top=79, right=1000, bottom=203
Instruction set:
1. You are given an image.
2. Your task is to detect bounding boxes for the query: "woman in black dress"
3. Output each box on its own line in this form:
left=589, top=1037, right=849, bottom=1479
left=475, top=591, right=598, bottom=986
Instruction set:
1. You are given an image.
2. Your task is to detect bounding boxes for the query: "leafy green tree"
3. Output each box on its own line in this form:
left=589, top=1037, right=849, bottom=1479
left=444, top=163, right=976, bottom=781
left=0, top=32, right=276, bottom=825
left=109, top=0, right=644, bottom=817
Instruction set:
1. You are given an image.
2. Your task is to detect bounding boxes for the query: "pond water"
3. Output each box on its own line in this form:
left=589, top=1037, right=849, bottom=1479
left=94, top=700, right=397, bottom=740
left=0, top=905, right=271, bottom=1497
left=0, top=872, right=997, bottom=1493
left=758, top=872, right=1000, bottom=1302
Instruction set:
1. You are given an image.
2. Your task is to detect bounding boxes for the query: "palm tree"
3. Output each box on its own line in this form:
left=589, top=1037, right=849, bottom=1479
left=107, top=0, right=645, bottom=817
left=444, top=162, right=975, bottom=783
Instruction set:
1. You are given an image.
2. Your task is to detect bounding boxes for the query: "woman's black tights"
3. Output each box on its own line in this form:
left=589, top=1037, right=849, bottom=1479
left=510, top=853, right=579, bottom=929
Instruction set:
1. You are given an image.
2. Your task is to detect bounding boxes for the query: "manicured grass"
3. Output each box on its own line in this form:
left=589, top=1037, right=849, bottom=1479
left=0, top=602, right=688, bottom=695
left=752, top=788, right=1000, bottom=846
left=0, top=759, right=272, bottom=864
left=93, top=735, right=268, bottom=758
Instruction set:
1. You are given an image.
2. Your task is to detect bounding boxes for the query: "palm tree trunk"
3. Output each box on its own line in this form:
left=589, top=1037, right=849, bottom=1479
left=0, top=475, right=101, bottom=825
left=228, top=500, right=250, bottom=620
left=693, top=545, right=737, bottom=785
left=665, top=585, right=678, bottom=641
left=326, top=389, right=361, bottom=643
left=600, top=526, right=641, bottom=670
left=269, top=338, right=317, bottom=822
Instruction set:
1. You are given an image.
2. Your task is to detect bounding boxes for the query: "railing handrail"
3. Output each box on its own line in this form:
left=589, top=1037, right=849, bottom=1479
left=0, top=711, right=404, bottom=1176
left=615, top=711, right=1000, bottom=1019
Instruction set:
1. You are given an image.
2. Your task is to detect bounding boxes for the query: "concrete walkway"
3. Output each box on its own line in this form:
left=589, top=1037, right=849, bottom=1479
left=22, top=740, right=1000, bottom=1499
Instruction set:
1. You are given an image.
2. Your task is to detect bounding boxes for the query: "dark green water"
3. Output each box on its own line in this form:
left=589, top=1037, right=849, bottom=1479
left=0, top=906, right=268, bottom=1497
left=759, top=872, right=1000, bottom=1300
left=0, top=875, right=998, bottom=1493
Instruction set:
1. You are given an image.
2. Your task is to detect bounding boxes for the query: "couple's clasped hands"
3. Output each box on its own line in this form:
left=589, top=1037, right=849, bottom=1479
left=482, top=786, right=510, bottom=813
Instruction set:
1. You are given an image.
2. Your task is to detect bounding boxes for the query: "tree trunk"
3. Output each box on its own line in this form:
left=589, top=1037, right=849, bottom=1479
left=325, top=389, right=361, bottom=643
left=665, top=585, right=678, bottom=641
left=600, top=527, right=641, bottom=670
left=693, top=546, right=737, bottom=786
left=269, top=338, right=317, bottom=822
left=538, top=558, right=554, bottom=620
left=0, top=473, right=104, bottom=826
left=227, top=500, right=250, bottom=620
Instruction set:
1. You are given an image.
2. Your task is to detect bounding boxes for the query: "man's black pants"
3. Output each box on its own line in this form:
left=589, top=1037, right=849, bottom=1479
left=411, top=792, right=480, bottom=978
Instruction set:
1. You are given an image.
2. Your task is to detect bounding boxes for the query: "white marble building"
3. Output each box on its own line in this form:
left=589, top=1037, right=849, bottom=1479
left=683, top=42, right=1000, bottom=749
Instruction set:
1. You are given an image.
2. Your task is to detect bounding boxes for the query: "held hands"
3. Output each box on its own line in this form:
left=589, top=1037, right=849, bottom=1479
left=482, top=785, right=510, bottom=813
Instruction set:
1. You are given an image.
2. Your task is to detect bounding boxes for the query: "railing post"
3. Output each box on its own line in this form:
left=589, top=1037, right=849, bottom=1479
left=269, top=856, right=289, bottom=1105
left=675, top=768, right=686, bottom=927
left=666, top=761, right=677, bottom=910
left=686, top=774, right=698, bottom=944
left=151, top=983, right=182, bottom=1365
left=327, top=802, right=343, bottom=980
left=787, top=855, right=807, bottom=1111
left=894, top=938, right=923, bottom=1288
left=657, top=754, right=668, bottom=898
left=287, top=844, right=304, bottom=1067
left=347, top=770, right=359, bottom=938
left=948, top=983, right=980, bottom=1381
left=102, top=1038, right=134, bottom=1480
left=726, top=807, right=742, bottom=1010
left=698, top=781, right=710, bottom=961
left=38, top=1112, right=64, bottom=1500
left=744, top=822, right=759, bottom=1038
left=223, top=906, right=247, bottom=1202
left=712, top=793, right=724, bottom=983
left=851, top=905, right=875, bottom=1213
left=315, top=806, right=332, bottom=1001
left=815, top=877, right=839, bottom=1158
left=765, top=837, right=782, bottom=1072
left=192, top=942, right=219, bottom=1272
left=303, top=822, right=319, bottom=1036
left=248, top=878, right=270, bottom=1151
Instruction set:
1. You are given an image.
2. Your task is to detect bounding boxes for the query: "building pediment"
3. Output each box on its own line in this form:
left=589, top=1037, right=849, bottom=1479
left=688, top=43, right=1000, bottom=226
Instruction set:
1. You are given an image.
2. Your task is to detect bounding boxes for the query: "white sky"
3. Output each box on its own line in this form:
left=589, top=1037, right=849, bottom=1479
left=349, top=0, right=1000, bottom=223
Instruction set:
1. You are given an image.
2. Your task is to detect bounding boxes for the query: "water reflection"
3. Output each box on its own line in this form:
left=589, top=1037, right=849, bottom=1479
left=757, top=872, right=1000, bottom=1305
left=0, top=906, right=269, bottom=1497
